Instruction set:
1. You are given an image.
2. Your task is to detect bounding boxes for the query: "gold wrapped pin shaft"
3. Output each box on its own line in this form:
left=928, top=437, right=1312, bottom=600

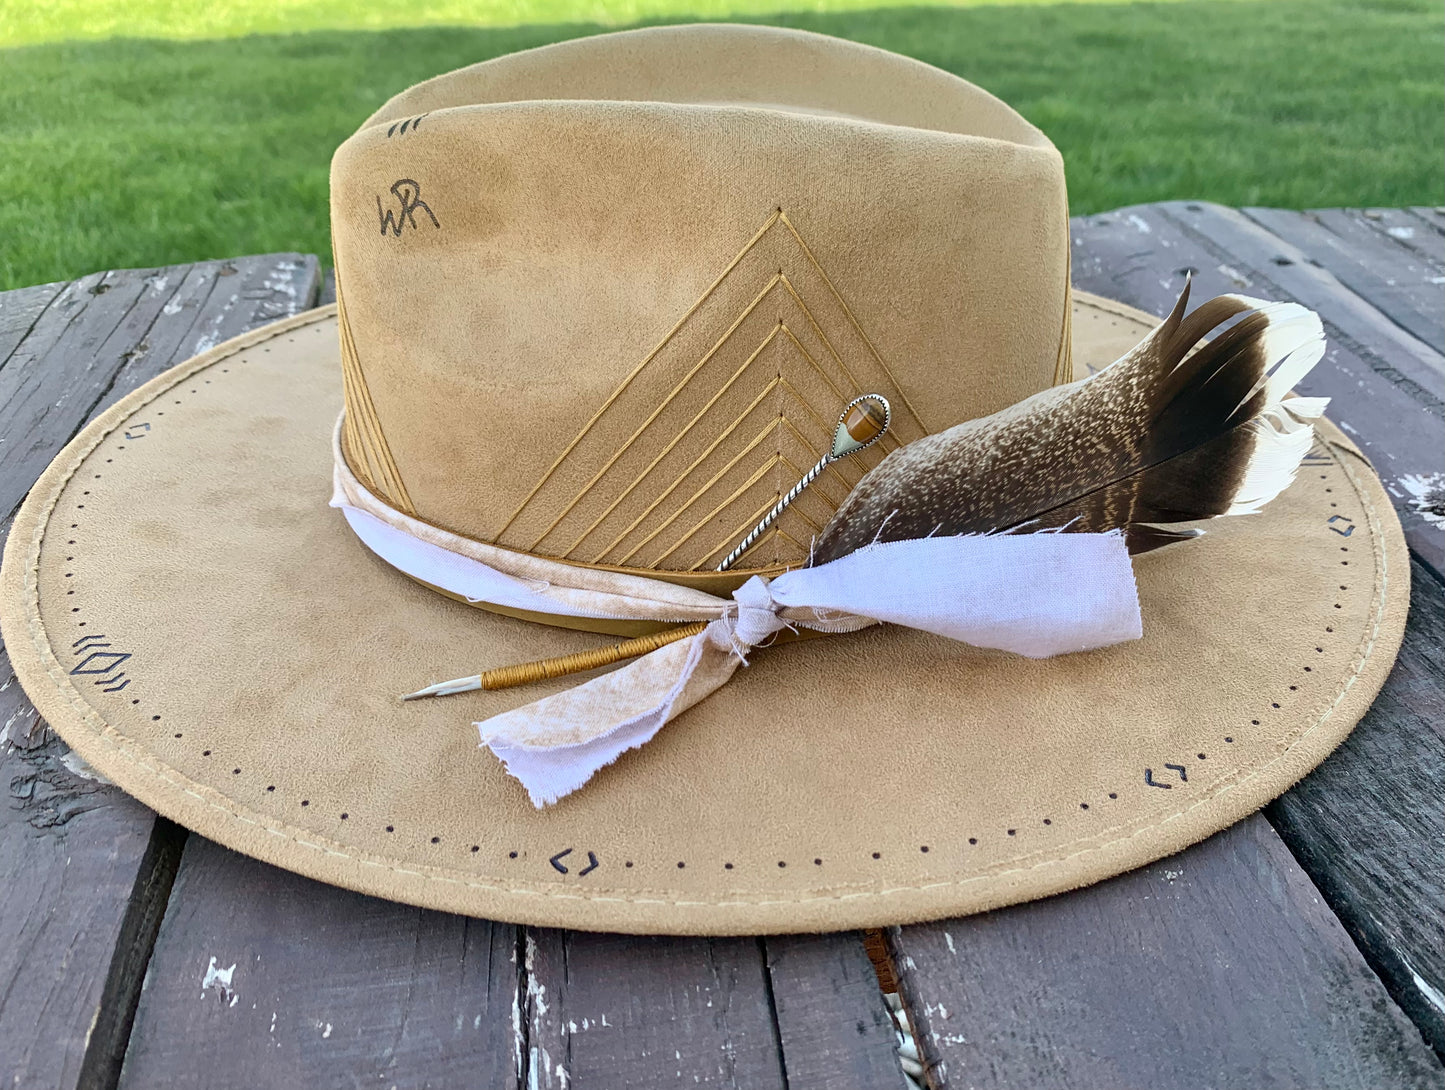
left=402, top=395, right=890, bottom=700
left=402, top=622, right=708, bottom=699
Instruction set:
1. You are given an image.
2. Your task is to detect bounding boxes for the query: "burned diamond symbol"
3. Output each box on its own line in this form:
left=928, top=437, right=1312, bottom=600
left=71, top=650, right=131, bottom=676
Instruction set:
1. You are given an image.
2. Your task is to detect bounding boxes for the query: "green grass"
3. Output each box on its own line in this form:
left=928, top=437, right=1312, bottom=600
left=0, top=0, right=1440, bottom=290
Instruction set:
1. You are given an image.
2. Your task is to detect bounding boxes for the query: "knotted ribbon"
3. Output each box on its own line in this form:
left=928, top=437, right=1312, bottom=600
left=331, top=423, right=1144, bottom=807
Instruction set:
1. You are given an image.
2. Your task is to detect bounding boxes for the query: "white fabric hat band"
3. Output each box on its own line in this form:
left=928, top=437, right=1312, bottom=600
left=330, top=415, right=1144, bottom=806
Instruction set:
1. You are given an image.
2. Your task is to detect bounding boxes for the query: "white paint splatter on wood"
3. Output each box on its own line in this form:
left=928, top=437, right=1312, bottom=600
left=60, top=749, right=113, bottom=784
left=527, top=1046, right=541, bottom=1090
left=263, top=262, right=302, bottom=304
left=511, top=982, right=524, bottom=1079
left=525, top=935, right=549, bottom=1017
left=1405, top=958, right=1445, bottom=1016
left=1400, top=472, right=1445, bottom=526
left=200, top=956, right=237, bottom=1005
left=1218, top=264, right=1252, bottom=288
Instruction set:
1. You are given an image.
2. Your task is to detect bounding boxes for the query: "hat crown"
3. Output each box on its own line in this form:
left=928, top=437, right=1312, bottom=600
left=329, top=25, right=1071, bottom=576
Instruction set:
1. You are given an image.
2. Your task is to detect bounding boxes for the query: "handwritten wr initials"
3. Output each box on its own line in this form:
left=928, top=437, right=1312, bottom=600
left=377, top=179, right=440, bottom=237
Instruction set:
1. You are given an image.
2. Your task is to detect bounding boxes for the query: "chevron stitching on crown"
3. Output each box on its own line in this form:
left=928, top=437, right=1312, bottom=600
left=496, top=209, right=926, bottom=570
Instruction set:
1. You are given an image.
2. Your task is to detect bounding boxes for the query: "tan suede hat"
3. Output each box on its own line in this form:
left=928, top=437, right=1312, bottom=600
left=0, top=25, right=1408, bottom=935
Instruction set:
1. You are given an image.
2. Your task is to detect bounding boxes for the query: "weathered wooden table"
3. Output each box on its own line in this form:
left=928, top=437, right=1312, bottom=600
left=3, top=202, right=1442, bottom=1090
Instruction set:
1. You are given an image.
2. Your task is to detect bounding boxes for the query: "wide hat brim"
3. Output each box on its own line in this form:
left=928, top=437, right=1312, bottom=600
left=0, top=293, right=1407, bottom=935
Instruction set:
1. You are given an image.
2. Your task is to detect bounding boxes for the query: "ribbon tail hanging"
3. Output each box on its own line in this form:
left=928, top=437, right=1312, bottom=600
left=478, top=621, right=745, bottom=807
left=473, top=535, right=1143, bottom=807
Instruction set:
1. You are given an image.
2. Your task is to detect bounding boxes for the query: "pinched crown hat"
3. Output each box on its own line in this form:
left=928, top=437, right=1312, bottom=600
left=0, top=25, right=1408, bottom=934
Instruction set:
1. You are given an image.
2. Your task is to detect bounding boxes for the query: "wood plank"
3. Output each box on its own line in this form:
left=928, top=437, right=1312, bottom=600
left=0, top=269, right=161, bottom=522
left=1069, top=201, right=1445, bottom=579
left=1409, top=207, right=1445, bottom=238
left=117, top=837, right=521, bottom=1090
left=133, top=864, right=897, bottom=1087
left=888, top=816, right=1445, bottom=1089
left=1161, top=200, right=1444, bottom=404
left=1069, top=203, right=1445, bottom=1052
left=0, top=648, right=185, bottom=1090
left=1243, top=207, right=1445, bottom=356
left=0, top=279, right=65, bottom=373
left=1355, top=208, right=1445, bottom=264
left=1410, top=209, right=1445, bottom=232
left=523, top=929, right=788, bottom=1089
left=763, top=933, right=908, bottom=1090
left=0, top=255, right=320, bottom=1089
left=1267, top=556, right=1445, bottom=1054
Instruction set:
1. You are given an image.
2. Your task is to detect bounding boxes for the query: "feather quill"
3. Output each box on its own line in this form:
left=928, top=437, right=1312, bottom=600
left=811, top=282, right=1328, bottom=564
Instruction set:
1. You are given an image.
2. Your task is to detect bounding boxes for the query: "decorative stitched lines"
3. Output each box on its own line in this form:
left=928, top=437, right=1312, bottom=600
left=654, top=456, right=782, bottom=567
left=776, top=212, right=927, bottom=434
left=495, top=211, right=781, bottom=540
left=337, top=279, right=416, bottom=515
left=590, top=359, right=789, bottom=564
left=1052, top=288, right=1074, bottom=387
left=554, top=309, right=790, bottom=558
left=496, top=209, right=927, bottom=570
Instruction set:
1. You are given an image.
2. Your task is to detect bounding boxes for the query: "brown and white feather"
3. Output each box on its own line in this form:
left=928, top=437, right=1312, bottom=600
left=811, top=282, right=1328, bottom=563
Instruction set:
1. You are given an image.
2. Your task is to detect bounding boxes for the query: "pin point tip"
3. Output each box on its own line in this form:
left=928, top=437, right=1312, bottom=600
left=401, top=676, right=483, bottom=701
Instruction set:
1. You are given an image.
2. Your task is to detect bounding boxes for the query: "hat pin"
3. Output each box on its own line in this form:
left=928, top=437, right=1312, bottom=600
left=401, top=394, right=891, bottom=700
left=715, top=393, right=890, bottom=572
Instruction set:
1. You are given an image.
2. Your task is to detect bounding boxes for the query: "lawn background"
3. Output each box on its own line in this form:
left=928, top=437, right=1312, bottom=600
left=0, top=0, right=1440, bottom=290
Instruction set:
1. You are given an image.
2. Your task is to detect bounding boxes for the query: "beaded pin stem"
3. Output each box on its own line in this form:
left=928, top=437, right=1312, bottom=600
left=401, top=395, right=891, bottom=700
